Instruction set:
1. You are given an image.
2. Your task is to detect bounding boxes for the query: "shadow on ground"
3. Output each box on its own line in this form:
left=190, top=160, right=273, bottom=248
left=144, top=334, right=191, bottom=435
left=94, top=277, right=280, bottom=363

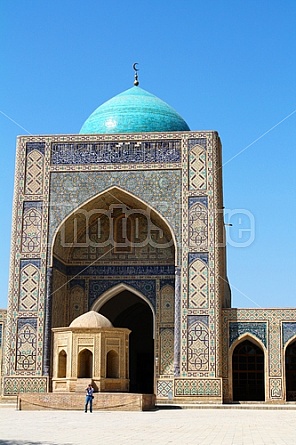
left=155, top=405, right=182, bottom=410
left=0, top=441, right=73, bottom=445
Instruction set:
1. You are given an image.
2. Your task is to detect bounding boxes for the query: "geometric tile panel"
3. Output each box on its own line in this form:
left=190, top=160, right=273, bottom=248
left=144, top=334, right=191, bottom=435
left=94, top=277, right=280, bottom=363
left=159, top=328, right=174, bottom=375
left=175, top=379, right=221, bottom=396
left=229, top=322, right=267, bottom=347
left=19, top=264, right=40, bottom=311
left=16, top=318, right=37, bottom=371
left=25, top=149, right=44, bottom=195
left=189, top=202, right=208, bottom=250
left=188, top=260, right=209, bottom=308
left=3, top=377, right=48, bottom=395
left=189, top=144, right=207, bottom=190
left=160, top=285, right=174, bottom=323
left=187, top=318, right=209, bottom=371
left=269, top=378, right=282, bottom=399
left=21, top=202, right=42, bottom=254
left=157, top=379, right=173, bottom=398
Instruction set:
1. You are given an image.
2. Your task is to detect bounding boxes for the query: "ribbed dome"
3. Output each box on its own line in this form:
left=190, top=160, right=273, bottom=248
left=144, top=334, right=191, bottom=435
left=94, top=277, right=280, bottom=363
left=69, top=311, right=113, bottom=328
left=79, top=86, right=190, bottom=134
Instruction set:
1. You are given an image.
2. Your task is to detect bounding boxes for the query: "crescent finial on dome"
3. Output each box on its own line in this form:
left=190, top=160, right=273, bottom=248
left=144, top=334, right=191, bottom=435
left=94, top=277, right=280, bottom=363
left=133, top=62, right=139, bottom=86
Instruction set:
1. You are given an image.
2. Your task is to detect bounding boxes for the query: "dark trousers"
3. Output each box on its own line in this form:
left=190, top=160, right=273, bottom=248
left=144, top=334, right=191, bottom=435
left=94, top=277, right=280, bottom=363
left=85, top=395, right=93, bottom=412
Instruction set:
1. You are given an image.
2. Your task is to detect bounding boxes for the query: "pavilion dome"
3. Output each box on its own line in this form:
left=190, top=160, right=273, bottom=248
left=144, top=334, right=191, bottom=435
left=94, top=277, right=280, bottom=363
left=79, top=86, right=190, bottom=134
left=69, top=311, right=113, bottom=328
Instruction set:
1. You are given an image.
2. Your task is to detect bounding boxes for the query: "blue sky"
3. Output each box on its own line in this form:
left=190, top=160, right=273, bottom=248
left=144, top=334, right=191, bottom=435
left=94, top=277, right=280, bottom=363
left=0, top=0, right=295, bottom=309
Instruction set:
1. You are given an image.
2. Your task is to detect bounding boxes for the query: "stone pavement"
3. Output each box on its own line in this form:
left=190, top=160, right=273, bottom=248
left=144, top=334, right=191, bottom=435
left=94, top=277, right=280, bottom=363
left=0, top=404, right=296, bottom=445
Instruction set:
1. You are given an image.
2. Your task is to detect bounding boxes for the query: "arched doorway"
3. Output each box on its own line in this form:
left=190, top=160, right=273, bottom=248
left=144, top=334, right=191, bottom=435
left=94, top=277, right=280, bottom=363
left=98, top=289, right=154, bottom=394
left=285, top=340, right=296, bottom=401
left=232, top=339, right=265, bottom=401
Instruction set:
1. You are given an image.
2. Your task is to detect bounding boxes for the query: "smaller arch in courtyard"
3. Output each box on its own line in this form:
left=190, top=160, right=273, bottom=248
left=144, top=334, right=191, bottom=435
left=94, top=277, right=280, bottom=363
left=285, top=338, right=296, bottom=401
left=231, top=337, right=265, bottom=402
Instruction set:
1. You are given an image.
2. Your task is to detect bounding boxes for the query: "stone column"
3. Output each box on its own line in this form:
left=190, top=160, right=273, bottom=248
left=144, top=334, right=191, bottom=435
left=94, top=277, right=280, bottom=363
left=43, top=267, right=53, bottom=376
left=174, top=266, right=181, bottom=377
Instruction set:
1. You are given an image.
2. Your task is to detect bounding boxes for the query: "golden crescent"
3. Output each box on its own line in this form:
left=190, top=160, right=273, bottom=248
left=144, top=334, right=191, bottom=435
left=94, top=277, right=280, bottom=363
left=133, top=62, right=139, bottom=71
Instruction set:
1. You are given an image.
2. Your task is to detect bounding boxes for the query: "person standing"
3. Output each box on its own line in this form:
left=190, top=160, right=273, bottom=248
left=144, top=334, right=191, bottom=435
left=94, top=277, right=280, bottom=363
left=85, top=384, right=94, bottom=413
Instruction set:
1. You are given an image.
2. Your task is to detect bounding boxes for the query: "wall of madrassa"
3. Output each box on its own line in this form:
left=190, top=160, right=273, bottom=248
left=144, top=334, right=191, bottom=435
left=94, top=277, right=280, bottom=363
left=0, top=130, right=294, bottom=404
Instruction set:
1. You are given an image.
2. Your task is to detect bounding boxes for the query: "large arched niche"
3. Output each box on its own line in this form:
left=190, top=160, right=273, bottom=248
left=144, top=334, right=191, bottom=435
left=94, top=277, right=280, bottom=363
left=50, top=186, right=175, bottom=349
left=50, top=186, right=177, bottom=266
left=92, top=284, right=155, bottom=394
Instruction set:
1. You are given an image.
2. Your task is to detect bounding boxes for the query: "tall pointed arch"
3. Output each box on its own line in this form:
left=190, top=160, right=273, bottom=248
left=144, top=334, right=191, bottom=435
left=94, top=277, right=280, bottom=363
left=50, top=185, right=177, bottom=265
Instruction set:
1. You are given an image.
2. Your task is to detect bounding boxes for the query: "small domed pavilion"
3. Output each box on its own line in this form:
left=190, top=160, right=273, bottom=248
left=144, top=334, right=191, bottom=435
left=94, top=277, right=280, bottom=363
left=52, top=311, right=130, bottom=393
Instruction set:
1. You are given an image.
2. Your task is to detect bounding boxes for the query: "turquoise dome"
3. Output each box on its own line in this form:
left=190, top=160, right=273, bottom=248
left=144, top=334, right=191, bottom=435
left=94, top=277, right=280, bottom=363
left=79, top=86, right=190, bottom=134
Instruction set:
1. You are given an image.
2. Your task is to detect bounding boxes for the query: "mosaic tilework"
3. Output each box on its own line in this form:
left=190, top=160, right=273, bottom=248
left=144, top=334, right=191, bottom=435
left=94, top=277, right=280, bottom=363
left=270, top=378, right=282, bottom=398
left=69, top=285, right=86, bottom=324
left=188, top=202, right=208, bottom=250
left=89, top=279, right=157, bottom=308
left=180, top=132, right=219, bottom=380
left=188, top=252, right=208, bottom=266
left=156, top=379, right=173, bottom=398
left=16, top=318, right=37, bottom=371
left=283, top=322, right=296, bottom=346
left=3, top=377, right=48, bottom=395
left=21, top=202, right=42, bottom=253
left=25, top=149, right=44, bottom=195
left=188, top=144, right=207, bottom=190
left=188, top=259, right=209, bottom=309
left=26, top=142, right=45, bottom=155
left=175, top=378, right=221, bottom=397
left=51, top=140, right=181, bottom=164
left=19, top=264, right=40, bottom=311
left=188, top=196, right=208, bottom=208
left=49, top=170, right=182, bottom=250
left=229, top=322, right=267, bottom=347
left=187, top=318, right=209, bottom=371
left=160, top=285, right=174, bottom=323
left=159, top=328, right=174, bottom=375
left=51, top=269, right=68, bottom=328
left=188, top=138, right=207, bottom=150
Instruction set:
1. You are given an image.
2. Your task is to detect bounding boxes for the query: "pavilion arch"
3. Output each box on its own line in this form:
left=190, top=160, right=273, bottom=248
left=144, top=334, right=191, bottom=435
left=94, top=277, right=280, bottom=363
left=91, top=283, right=156, bottom=338
left=284, top=335, right=296, bottom=401
left=229, top=334, right=266, bottom=402
left=78, top=348, right=93, bottom=378
left=106, top=350, right=119, bottom=379
left=50, top=185, right=178, bottom=266
left=57, top=349, right=67, bottom=378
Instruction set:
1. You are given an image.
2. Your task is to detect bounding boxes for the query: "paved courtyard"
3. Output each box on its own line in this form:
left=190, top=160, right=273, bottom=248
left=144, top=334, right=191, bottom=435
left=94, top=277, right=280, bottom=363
left=0, top=405, right=296, bottom=445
